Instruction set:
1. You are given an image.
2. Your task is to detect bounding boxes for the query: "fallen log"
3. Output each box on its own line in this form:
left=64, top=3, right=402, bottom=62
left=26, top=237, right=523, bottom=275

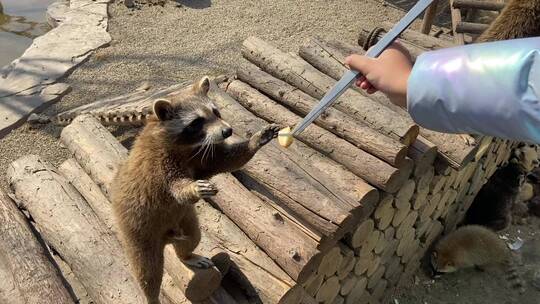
left=197, top=200, right=303, bottom=304
left=453, top=0, right=504, bottom=11
left=236, top=63, right=407, bottom=167
left=7, top=155, right=147, bottom=304
left=60, top=114, right=128, bottom=197
left=209, top=173, right=322, bottom=283
left=224, top=79, right=408, bottom=192
left=456, top=22, right=489, bottom=34
left=357, top=27, right=426, bottom=60
left=60, top=115, right=302, bottom=303
left=242, top=36, right=419, bottom=146
left=209, top=84, right=359, bottom=246
left=297, top=37, right=477, bottom=169
left=378, top=21, right=453, bottom=50
left=0, top=253, right=24, bottom=304
left=0, top=190, right=75, bottom=304
left=59, top=158, right=114, bottom=231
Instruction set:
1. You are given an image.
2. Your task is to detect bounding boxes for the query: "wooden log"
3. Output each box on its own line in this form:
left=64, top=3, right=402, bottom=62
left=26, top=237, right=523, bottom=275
left=367, top=264, right=385, bottom=289
left=421, top=0, right=441, bottom=34
left=196, top=201, right=303, bottom=304
left=453, top=0, right=505, bottom=11
left=318, top=246, right=343, bottom=278
left=362, top=21, right=453, bottom=51
left=366, top=254, right=381, bottom=278
left=373, top=194, right=395, bottom=230
left=59, top=158, right=114, bottom=231
left=295, top=38, right=440, bottom=173
left=7, top=155, right=147, bottom=304
left=0, top=254, right=24, bottom=304
left=450, top=0, right=466, bottom=45
left=304, top=274, right=324, bottom=297
left=0, top=190, right=75, bottom=303
left=456, top=22, right=490, bottom=34
left=209, top=174, right=322, bottom=283
left=363, top=230, right=381, bottom=254
left=392, top=203, right=410, bottom=227
left=316, top=276, right=340, bottom=304
left=60, top=115, right=128, bottom=197
left=242, top=36, right=419, bottom=147
left=354, top=250, right=372, bottom=276
left=225, top=79, right=407, bottom=192
left=344, top=276, right=367, bottom=304
left=337, top=245, right=355, bottom=280
left=340, top=275, right=356, bottom=296
left=333, top=295, right=345, bottom=304
left=346, top=219, right=374, bottom=249
left=357, top=27, right=426, bottom=60
left=396, top=179, right=416, bottom=209
left=397, top=211, right=418, bottom=240
left=236, top=63, right=408, bottom=167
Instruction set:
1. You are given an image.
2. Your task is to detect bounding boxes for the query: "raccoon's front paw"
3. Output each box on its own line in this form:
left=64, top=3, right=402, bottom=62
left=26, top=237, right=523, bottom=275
left=195, top=180, right=218, bottom=199
left=183, top=255, right=214, bottom=269
left=257, top=124, right=281, bottom=147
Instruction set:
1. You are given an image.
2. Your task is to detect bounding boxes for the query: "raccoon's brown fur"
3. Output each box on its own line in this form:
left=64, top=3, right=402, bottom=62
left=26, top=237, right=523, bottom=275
left=431, top=225, right=524, bottom=292
left=476, top=0, right=540, bottom=42
left=111, top=77, right=279, bottom=304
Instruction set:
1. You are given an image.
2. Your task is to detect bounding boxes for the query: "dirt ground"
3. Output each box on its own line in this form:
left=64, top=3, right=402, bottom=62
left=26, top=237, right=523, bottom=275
left=0, top=0, right=539, bottom=303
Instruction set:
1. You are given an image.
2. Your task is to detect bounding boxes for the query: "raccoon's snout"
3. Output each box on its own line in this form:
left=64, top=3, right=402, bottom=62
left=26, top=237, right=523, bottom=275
left=222, top=127, right=233, bottom=139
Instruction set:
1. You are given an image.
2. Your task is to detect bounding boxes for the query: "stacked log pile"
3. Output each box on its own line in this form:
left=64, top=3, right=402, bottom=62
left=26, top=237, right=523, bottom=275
left=2, top=28, right=522, bottom=304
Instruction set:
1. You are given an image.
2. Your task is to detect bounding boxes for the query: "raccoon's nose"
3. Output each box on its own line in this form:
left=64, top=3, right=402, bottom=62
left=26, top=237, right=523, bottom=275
left=222, top=127, right=233, bottom=138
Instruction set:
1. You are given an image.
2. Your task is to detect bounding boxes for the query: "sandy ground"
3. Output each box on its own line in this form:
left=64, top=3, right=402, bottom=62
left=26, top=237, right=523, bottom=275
left=0, top=0, right=539, bottom=303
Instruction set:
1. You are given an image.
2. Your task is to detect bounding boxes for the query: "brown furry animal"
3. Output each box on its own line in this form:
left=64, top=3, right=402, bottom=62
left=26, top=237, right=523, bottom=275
left=111, top=77, right=279, bottom=304
left=431, top=225, right=524, bottom=292
left=476, top=0, right=540, bottom=42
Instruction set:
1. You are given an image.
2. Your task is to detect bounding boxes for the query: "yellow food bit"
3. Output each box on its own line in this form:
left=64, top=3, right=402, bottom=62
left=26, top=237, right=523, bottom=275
left=278, top=127, right=294, bottom=148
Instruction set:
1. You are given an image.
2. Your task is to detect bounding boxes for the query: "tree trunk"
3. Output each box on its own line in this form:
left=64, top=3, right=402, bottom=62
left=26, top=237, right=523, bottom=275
left=224, top=79, right=408, bottom=193
left=241, top=36, right=419, bottom=147
left=236, top=63, right=407, bottom=167
left=7, top=155, right=147, bottom=304
left=0, top=190, right=75, bottom=304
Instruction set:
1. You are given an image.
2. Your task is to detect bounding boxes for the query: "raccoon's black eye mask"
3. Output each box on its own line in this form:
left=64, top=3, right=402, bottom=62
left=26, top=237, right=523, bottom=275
left=184, top=117, right=205, bottom=135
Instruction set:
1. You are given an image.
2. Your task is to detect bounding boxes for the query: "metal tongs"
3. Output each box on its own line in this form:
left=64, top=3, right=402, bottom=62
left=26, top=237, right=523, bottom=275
left=289, top=0, right=436, bottom=137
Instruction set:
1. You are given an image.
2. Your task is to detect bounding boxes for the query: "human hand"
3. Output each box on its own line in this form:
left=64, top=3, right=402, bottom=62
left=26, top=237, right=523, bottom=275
left=344, top=43, right=413, bottom=108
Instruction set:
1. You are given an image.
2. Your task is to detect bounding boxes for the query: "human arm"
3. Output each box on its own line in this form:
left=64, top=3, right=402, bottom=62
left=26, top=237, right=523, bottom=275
left=346, top=37, right=540, bottom=143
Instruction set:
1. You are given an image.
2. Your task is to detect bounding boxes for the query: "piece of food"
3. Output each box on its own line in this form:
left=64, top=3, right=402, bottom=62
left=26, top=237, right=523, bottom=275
left=278, top=127, right=294, bottom=148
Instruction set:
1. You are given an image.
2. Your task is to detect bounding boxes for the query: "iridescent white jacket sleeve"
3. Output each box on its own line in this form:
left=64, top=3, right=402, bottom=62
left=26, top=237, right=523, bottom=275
left=407, top=37, right=540, bottom=143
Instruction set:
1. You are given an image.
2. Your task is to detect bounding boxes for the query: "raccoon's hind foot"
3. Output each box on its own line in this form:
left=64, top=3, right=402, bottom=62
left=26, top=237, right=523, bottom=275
left=195, top=180, right=218, bottom=199
left=182, top=254, right=214, bottom=269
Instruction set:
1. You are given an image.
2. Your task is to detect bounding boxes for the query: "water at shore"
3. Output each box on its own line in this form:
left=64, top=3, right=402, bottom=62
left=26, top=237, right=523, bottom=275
left=0, top=0, right=56, bottom=68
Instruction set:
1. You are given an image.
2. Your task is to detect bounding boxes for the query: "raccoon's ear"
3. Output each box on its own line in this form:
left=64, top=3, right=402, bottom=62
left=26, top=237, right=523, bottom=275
left=193, top=76, right=210, bottom=96
left=153, top=99, right=174, bottom=121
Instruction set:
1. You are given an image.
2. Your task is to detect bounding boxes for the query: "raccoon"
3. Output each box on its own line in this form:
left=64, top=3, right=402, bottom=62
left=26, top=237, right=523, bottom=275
left=431, top=225, right=524, bottom=292
left=465, top=144, right=537, bottom=230
left=111, top=76, right=279, bottom=304
left=476, top=0, right=540, bottom=42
